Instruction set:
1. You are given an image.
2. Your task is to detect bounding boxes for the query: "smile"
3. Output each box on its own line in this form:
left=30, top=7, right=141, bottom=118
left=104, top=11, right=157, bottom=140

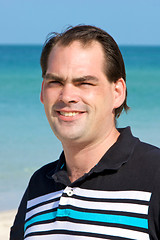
left=59, top=111, right=80, bottom=117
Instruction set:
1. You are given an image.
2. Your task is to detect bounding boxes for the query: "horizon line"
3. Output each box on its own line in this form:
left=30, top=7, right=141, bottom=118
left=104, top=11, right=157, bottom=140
left=0, top=43, right=160, bottom=47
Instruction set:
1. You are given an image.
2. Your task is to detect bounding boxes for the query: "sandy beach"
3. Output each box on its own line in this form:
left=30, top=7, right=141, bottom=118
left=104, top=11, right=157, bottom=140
left=0, top=209, right=17, bottom=240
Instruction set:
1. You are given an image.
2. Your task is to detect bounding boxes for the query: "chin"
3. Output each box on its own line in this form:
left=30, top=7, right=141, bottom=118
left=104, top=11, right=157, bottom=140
left=57, top=131, right=87, bottom=143
left=52, top=124, right=85, bottom=139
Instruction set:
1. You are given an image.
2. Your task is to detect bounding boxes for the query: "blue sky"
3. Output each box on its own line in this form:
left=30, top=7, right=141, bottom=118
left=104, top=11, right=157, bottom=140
left=0, top=0, right=160, bottom=45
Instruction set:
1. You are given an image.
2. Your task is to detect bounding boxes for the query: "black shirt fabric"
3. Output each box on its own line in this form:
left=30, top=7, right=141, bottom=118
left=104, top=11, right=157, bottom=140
left=10, top=127, right=160, bottom=240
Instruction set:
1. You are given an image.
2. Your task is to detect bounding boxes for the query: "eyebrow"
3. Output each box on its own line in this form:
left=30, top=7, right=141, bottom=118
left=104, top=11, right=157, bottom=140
left=73, top=75, right=99, bottom=83
left=44, top=73, right=99, bottom=83
left=44, top=73, right=64, bottom=82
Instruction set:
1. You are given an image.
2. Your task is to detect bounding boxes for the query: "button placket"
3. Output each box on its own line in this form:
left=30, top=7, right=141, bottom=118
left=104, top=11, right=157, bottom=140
left=59, top=187, right=74, bottom=206
left=67, top=188, right=74, bottom=197
left=63, top=186, right=74, bottom=197
left=58, top=187, right=74, bottom=218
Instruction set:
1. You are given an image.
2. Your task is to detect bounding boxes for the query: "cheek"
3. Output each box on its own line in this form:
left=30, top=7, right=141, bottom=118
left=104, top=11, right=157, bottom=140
left=43, top=88, right=58, bottom=105
left=84, top=87, right=113, bottom=105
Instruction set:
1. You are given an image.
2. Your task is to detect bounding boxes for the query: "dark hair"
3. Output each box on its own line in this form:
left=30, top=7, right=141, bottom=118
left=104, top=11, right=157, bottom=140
left=40, top=25, right=129, bottom=118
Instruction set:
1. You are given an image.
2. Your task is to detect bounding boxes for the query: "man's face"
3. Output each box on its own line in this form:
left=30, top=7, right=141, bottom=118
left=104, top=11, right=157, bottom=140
left=41, top=41, right=118, bottom=146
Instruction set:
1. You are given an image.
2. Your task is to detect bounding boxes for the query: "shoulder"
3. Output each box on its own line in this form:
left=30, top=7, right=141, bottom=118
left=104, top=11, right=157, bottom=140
left=27, top=160, right=59, bottom=190
left=132, top=140, right=160, bottom=185
left=134, top=140, right=160, bottom=164
left=30, top=160, right=59, bottom=181
left=24, top=160, right=59, bottom=200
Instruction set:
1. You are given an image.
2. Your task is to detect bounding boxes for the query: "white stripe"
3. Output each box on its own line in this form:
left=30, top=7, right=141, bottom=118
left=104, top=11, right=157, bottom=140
left=27, top=188, right=151, bottom=209
left=72, top=188, right=151, bottom=201
left=25, top=235, right=111, bottom=240
left=27, top=190, right=63, bottom=208
left=59, top=197, right=149, bottom=215
left=25, top=200, right=59, bottom=220
left=24, top=221, right=149, bottom=240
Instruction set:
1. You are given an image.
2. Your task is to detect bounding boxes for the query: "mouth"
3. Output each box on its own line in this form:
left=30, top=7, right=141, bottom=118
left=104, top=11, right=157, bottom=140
left=55, top=110, right=85, bottom=121
left=59, top=111, right=80, bottom=117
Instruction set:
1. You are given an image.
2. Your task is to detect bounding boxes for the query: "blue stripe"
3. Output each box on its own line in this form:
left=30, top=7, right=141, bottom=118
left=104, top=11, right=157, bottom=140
left=24, top=208, right=148, bottom=232
left=57, top=209, right=148, bottom=229
left=24, top=211, right=57, bottom=231
left=60, top=163, right=64, bottom=169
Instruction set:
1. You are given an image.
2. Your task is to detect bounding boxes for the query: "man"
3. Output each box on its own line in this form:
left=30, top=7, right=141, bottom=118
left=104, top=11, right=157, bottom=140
left=10, top=25, right=160, bottom=240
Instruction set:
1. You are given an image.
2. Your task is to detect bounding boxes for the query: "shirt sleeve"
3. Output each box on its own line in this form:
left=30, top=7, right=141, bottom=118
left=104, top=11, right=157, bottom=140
left=148, top=167, right=160, bottom=240
left=10, top=187, right=28, bottom=240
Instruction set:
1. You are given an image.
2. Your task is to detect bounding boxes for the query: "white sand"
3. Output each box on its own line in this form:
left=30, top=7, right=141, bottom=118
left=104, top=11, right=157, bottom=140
left=0, top=209, right=17, bottom=240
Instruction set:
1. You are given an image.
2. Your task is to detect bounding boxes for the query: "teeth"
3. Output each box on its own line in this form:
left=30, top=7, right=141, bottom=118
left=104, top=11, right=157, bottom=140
left=59, top=111, right=79, bottom=117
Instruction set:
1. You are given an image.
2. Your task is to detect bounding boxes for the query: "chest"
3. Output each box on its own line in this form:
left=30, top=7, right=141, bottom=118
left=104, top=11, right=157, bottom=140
left=24, top=186, right=151, bottom=240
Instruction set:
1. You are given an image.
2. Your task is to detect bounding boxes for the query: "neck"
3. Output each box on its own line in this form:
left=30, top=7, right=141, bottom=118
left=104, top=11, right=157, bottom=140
left=62, top=127, right=120, bottom=183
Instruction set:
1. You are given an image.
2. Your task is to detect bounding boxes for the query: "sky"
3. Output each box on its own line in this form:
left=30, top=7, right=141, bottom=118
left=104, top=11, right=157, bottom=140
left=0, top=0, right=160, bottom=45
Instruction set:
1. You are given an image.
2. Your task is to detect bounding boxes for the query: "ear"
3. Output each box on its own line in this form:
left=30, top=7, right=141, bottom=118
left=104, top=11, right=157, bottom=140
left=113, top=78, right=126, bottom=109
left=40, top=80, right=44, bottom=104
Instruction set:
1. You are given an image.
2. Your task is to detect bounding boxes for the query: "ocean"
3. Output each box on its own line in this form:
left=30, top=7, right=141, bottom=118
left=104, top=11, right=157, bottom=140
left=0, top=45, right=160, bottom=211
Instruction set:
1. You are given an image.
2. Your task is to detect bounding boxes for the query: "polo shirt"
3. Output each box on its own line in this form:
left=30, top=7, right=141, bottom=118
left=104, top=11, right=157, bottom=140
left=10, top=127, right=160, bottom=240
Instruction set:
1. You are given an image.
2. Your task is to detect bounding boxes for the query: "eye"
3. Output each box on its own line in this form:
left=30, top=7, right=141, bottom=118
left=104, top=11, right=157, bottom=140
left=44, top=74, right=64, bottom=86
left=48, top=80, right=63, bottom=86
left=84, top=82, right=93, bottom=85
left=79, top=82, right=95, bottom=86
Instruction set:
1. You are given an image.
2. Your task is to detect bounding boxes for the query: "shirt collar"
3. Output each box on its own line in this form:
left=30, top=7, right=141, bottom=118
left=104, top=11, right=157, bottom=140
left=47, top=127, right=139, bottom=182
left=91, top=127, right=139, bottom=173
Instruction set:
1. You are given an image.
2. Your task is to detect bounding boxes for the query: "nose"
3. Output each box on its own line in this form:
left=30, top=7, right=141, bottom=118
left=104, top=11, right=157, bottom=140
left=59, top=83, right=79, bottom=104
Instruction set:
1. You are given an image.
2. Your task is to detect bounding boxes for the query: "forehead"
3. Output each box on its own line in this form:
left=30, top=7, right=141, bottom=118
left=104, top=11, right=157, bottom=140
left=47, top=40, right=105, bottom=72
left=54, top=39, right=104, bottom=52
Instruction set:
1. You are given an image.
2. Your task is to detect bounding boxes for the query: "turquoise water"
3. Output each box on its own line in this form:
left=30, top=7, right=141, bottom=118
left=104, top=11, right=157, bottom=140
left=0, top=45, right=160, bottom=210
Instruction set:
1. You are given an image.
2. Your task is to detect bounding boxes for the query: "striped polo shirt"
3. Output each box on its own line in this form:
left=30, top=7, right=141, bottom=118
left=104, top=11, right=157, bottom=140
left=10, top=127, right=160, bottom=240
